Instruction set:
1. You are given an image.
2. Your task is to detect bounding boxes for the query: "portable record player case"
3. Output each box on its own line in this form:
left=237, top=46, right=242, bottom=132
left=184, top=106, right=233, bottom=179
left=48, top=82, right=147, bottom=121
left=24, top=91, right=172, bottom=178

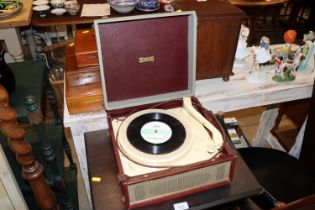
left=94, top=12, right=237, bottom=209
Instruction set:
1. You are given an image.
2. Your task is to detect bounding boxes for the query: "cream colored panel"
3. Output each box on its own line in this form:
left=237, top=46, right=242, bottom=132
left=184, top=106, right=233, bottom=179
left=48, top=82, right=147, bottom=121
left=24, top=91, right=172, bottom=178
left=0, top=179, right=14, bottom=210
left=0, top=145, right=28, bottom=210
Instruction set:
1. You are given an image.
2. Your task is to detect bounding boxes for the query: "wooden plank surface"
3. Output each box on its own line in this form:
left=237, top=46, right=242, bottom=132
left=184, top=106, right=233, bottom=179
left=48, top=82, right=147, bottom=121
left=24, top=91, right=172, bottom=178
left=85, top=129, right=263, bottom=210
left=31, top=0, right=130, bottom=27
left=0, top=0, right=33, bottom=29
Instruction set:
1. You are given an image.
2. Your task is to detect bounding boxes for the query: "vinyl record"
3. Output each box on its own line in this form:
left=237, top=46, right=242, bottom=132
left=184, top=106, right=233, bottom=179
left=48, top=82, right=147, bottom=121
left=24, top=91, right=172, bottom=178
left=127, top=112, right=186, bottom=154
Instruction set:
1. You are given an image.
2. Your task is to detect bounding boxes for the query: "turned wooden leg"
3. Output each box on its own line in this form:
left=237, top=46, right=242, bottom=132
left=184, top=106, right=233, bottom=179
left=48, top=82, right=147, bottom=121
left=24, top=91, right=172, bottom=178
left=25, top=95, right=64, bottom=189
left=0, top=86, right=58, bottom=210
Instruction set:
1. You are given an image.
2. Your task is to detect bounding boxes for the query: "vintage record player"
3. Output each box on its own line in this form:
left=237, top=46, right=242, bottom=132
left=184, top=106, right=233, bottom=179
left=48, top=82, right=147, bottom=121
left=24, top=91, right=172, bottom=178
left=94, top=12, right=237, bottom=209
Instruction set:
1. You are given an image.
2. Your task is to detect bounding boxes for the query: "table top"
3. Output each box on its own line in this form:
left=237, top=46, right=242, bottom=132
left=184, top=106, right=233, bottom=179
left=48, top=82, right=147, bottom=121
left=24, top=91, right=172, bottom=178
left=228, top=0, right=288, bottom=7
left=9, top=60, right=45, bottom=123
left=31, top=0, right=103, bottom=27
left=85, top=129, right=263, bottom=210
left=31, top=0, right=153, bottom=27
left=64, top=63, right=315, bottom=129
left=0, top=0, right=33, bottom=29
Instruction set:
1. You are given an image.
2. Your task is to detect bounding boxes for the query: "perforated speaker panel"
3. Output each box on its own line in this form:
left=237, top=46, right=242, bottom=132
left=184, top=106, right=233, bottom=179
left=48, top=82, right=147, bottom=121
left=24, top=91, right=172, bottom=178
left=128, top=161, right=232, bottom=205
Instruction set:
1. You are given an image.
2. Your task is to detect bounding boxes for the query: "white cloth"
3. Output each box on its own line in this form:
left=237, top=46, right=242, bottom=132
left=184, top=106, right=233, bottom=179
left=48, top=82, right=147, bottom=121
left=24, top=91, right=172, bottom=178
left=81, top=3, right=110, bottom=17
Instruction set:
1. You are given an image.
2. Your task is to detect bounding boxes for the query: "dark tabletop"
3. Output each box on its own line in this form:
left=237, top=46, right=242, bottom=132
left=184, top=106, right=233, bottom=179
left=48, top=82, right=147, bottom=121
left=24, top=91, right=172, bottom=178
left=85, top=129, right=263, bottom=210
left=31, top=0, right=160, bottom=27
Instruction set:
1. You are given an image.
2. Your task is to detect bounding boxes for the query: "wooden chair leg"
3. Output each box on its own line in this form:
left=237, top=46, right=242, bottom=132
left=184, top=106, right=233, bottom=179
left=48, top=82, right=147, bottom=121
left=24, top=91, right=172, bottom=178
left=44, top=65, right=76, bottom=169
left=63, top=133, right=77, bottom=169
left=25, top=95, right=64, bottom=189
left=25, top=95, right=76, bottom=210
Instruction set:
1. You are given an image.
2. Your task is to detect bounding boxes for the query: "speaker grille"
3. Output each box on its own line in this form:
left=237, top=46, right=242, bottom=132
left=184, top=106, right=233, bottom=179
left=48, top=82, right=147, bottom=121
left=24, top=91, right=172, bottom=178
left=128, top=161, right=231, bottom=205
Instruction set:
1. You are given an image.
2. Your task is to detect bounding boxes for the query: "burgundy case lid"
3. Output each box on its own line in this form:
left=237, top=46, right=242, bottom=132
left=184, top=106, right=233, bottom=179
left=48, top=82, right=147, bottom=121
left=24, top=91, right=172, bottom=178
left=94, top=12, right=196, bottom=110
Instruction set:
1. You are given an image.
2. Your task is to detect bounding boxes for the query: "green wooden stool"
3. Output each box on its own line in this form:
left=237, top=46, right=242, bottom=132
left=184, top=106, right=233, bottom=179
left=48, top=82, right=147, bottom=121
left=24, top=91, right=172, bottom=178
left=9, top=60, right=45, bottom=123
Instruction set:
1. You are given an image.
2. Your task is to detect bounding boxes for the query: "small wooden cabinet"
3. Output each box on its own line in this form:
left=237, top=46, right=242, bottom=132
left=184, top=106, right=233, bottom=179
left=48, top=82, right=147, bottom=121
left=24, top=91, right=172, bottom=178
left=174, top=0, right=245, bottom=80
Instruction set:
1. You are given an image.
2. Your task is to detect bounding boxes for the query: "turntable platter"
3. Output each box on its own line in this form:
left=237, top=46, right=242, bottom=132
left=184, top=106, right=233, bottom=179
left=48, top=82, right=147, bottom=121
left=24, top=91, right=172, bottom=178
left=116, top=109, right=193, bottom=167
left=111, top=107, right=224, bottom=177
left=127, top=112, right=186, bottom=155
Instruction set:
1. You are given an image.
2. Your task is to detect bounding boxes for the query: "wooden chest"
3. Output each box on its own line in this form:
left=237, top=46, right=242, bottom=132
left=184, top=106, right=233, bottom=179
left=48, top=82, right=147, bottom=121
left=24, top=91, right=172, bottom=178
left=66, top=43, right=101, bottom=87
left=173, top=0, right=245, bottom=81
left=65, top=42, right=103, bottom=115
left=75, top=29, right=99, bottom=68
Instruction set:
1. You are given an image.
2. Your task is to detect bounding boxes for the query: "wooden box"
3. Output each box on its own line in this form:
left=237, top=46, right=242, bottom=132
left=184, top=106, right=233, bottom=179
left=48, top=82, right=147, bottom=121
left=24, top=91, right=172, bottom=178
left=66, top=42, right=101, bottom=87
left=75, top=29, right=99, bottom=68
left=173, top=0, right=245, bottom=81
left=94, top=12, right=237, bottom=209
left=65, top=43, right=103, bottom=115
left=65, top=81, right=103, bottom=114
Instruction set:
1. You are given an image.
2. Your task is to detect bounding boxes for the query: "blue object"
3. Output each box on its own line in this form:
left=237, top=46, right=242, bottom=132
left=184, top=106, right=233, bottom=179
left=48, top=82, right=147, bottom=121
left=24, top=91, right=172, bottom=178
left=136, top=0, right=159, bottom=11
left=298, top=45, right=315, bottom=72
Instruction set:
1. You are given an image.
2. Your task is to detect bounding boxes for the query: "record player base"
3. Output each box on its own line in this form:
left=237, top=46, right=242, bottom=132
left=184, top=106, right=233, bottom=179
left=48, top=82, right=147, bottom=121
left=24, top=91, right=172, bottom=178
left=85, top=129, right=263, bottom=210
left=107, top=97, right=237, bottom=209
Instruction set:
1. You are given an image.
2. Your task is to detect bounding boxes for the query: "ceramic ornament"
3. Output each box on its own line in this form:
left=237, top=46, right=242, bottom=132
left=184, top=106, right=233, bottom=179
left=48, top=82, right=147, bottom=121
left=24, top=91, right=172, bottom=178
left=234, top=24, right=250, bottom=68
left=246, top=36, right=274, bottom=83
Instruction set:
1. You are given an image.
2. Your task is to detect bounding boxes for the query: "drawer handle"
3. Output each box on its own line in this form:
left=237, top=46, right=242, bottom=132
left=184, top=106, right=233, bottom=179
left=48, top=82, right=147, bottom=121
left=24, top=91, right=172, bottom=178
left=87, top=56, right=97, bottom=59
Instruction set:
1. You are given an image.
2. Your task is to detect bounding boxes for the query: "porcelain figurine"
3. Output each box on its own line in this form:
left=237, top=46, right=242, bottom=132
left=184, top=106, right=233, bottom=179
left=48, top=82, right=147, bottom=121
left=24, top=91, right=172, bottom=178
left=234, top=24, right=250, bottom=67
left=298, top=38, right=315, bottom=72
left=272, top=58, right=297, bottom=82
left=303, top=31, right=315, bottom=42
left=254, top=36, right=272, bottom=64
left=246, top=36, right=274, bottom=83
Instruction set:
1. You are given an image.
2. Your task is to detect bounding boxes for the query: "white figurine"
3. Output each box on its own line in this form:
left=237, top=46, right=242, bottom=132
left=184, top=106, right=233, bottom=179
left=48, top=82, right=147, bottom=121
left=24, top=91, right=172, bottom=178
left=254, top=36, right=272, bottom=64
left=246, top=36, right=274, bottom=83
left=303, top=31, right=315, bottom=42
left=234, top=24, right=250, bottom=67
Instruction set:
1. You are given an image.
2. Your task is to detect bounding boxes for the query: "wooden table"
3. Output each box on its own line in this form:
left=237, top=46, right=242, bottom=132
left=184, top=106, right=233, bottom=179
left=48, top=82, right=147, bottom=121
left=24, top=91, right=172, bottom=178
left=85, top=129, right=263, bottom=210
left=31, top=0, right=149, bottom=27
left=64, top=60, right=315, bottom=208
left=31, top=0, right=105, bottom=27
left=0, top=0, right=33, bottom=62
left=228, top=0, right=288, bottom=43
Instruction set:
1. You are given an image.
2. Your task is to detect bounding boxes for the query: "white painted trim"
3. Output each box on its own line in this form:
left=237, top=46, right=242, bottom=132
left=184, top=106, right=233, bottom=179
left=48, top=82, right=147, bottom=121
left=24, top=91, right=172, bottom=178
left=0, top=145, right=28, bottom=210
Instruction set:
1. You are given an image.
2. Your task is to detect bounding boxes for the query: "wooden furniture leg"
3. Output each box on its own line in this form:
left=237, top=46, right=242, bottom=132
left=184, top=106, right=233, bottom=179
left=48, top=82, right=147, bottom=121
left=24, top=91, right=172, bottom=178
left=0, top=86, right=57, bottom=210
left=24, top=95, right=76, bottom=210
left=253, top=107, right=285, bottom=150
left=41, top=44, right=76, bottom=169
left=25, top=95, right=64, bottom=189
left=0, top=28, right=25, bottom=62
